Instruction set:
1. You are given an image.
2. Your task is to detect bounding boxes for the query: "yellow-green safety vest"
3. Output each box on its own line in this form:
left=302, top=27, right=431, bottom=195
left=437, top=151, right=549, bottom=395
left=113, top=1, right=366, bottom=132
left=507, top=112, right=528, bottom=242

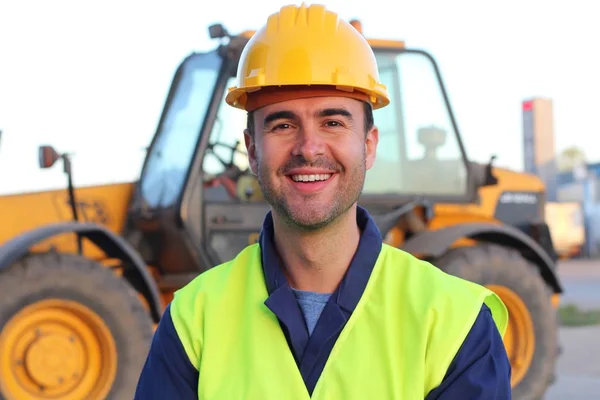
left=169, top=243, right=508, bottom=399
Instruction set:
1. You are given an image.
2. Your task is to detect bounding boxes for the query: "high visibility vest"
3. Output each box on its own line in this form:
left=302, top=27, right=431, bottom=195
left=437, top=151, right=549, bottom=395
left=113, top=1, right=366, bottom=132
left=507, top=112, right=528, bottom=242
left=170, top=243, right=508, bottom=399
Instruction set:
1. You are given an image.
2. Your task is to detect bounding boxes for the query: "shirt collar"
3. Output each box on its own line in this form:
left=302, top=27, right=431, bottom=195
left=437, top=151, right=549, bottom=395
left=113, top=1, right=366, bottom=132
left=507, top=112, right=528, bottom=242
left=259, top=205, right=383, bottom=313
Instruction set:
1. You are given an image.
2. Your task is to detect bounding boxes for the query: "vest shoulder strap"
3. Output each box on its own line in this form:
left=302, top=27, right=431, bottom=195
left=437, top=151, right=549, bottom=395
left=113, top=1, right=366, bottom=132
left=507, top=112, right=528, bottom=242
left=169, top=244, right=262, bottom=369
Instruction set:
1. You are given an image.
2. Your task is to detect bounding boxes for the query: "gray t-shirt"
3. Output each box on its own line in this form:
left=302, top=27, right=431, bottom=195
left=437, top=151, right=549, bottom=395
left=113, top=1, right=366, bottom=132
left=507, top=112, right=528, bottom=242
left=291, top=288, right=332, bottom=335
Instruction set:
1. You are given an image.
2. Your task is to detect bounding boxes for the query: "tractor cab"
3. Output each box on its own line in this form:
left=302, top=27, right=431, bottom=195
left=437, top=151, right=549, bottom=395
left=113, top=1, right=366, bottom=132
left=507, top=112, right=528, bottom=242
left=126, top=23, right=492, bottom=282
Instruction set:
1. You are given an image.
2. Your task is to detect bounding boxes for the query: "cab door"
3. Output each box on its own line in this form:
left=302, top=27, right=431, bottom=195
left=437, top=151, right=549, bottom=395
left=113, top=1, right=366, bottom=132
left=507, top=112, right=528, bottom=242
left=360, top=48, right=475, bottom=211
left=180, top=74, right=271, bottom=267
left=129, top=49, right=230, bottom=275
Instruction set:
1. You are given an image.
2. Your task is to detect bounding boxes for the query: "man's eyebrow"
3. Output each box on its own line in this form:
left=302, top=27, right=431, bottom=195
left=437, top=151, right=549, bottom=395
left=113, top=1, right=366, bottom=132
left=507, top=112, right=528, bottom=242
left=264, top=110, right=297, bottom=125
left=317, top=108, right=353, bottom=119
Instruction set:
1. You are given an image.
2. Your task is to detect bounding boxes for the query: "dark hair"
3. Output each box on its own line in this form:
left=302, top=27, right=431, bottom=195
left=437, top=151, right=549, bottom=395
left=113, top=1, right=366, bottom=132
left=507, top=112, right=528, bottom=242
left=246, top=101, right=374, bottom=138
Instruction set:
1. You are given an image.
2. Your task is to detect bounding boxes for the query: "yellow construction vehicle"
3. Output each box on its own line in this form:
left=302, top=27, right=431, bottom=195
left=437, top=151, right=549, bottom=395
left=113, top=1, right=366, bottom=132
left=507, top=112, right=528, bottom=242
left=0, top=20, right=561, bottom=400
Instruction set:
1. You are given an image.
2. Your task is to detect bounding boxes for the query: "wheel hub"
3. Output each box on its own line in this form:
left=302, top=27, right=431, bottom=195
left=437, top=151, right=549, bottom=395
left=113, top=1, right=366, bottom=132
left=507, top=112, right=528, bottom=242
left=0, top=299, right=118, bottom=399
left=25, top=332, right=82, bottom=390
left=486, top=284, right=536, bottom=387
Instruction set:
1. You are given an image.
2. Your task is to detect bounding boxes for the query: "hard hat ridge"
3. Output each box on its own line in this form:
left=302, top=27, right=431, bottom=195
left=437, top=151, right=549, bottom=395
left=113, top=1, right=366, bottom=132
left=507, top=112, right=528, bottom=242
left=225, top=3, right=390, bottom=111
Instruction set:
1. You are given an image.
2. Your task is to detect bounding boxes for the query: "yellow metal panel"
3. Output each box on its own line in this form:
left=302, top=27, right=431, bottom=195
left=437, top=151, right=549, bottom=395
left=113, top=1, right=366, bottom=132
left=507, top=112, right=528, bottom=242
left=0, top=183, right=135, bottom=259
left=367, top=38, right=405, bottom=50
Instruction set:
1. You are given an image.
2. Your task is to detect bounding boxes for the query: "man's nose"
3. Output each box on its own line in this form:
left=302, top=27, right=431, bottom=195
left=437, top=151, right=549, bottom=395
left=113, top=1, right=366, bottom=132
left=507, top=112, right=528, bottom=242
left=291, top=124, right=326, bottom=162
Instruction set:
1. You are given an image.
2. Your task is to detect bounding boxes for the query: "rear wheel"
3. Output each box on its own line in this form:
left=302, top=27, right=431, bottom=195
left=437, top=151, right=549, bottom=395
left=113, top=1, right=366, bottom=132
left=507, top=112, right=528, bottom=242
left=435, top=243, right=558, bottom=400
left=0, top=253, right=154, bottom=400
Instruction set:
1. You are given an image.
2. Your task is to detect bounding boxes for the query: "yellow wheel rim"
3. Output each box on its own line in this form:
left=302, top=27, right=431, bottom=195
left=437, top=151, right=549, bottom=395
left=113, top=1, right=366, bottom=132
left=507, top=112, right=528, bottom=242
left=0, top=299, right=118, bottom=400
left=486, top=285, right=535, bottom=387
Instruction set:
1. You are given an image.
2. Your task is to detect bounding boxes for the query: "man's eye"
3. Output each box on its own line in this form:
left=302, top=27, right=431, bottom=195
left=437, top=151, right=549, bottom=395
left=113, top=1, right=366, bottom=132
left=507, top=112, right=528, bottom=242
left=274, top=123, right=291, bottom=130
left=325, top=121, right=342, bottom=127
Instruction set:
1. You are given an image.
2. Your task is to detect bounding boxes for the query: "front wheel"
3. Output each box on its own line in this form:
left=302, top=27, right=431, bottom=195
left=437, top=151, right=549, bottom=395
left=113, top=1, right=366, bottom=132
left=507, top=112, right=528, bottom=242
left=0, top=253, right=155, bottom=400
left=435, top=243, right=558, bottom=400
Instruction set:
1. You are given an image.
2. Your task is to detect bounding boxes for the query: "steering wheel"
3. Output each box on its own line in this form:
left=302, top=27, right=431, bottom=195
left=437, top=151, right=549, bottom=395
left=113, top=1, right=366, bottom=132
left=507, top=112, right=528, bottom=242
left=206, top=140, right=247, bottom=169
left=203, top=140, right=251, bottom=190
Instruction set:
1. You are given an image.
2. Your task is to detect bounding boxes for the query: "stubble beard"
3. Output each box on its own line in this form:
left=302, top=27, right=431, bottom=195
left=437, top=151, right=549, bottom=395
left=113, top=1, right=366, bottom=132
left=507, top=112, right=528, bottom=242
left=256, top=152, right=367, bottom=232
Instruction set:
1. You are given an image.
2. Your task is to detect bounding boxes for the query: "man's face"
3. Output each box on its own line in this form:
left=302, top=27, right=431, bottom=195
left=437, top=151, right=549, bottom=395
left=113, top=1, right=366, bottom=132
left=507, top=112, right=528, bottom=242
left=244, top=95, right=378, bottom=230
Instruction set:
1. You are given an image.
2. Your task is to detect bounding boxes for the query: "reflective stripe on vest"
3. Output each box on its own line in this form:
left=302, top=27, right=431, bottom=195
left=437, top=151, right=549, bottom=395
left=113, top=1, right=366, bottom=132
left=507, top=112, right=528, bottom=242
left=170, top=243, right=508, bottom=399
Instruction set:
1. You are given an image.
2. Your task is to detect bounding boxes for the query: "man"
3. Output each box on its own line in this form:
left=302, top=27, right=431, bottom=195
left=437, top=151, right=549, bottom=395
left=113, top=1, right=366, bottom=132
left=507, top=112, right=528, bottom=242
left=134, top=3, right=512, bottom=399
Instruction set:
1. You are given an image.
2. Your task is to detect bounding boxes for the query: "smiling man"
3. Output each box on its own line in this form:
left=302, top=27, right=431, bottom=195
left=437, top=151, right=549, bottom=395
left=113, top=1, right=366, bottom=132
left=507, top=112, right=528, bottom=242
left=253, top=101, right=366, bottom=230
left=134, top=3, right=512, bottom=399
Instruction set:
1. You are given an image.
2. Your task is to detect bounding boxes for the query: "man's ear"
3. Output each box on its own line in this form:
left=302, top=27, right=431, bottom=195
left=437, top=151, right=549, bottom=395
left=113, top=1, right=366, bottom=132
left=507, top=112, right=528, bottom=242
left=244, top=129, right=258, bottom=175
left=365, top=125, right=379, bottom=170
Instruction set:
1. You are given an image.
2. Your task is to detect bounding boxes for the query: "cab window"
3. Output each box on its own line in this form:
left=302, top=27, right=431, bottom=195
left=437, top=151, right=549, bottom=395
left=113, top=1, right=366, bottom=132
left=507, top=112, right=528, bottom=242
left=140, top=50, right=222, bottom=208
left=202, top=76, right=249, bottom=178
left=364, top=50, right=468, bottom=197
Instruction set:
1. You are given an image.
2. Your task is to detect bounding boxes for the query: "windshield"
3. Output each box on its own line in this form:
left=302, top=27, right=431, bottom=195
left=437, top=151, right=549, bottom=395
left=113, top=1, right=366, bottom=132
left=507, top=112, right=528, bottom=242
left=364, top=49, right=468, bottom=197
left=139, top=50, right=222, bottom=208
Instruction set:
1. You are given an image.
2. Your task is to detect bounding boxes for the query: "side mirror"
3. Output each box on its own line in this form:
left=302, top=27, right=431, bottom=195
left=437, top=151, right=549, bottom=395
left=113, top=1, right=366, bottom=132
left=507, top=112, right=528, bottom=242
left=484, top=155, right=499, bottom=186
left=38, top=145, right=61, bottom=169
left=208, top=23, right=229, bottom=39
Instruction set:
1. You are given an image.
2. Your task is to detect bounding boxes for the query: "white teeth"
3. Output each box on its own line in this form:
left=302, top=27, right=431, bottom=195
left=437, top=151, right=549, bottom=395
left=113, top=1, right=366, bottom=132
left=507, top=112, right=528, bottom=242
left=291, top=174, right=332, bottom=182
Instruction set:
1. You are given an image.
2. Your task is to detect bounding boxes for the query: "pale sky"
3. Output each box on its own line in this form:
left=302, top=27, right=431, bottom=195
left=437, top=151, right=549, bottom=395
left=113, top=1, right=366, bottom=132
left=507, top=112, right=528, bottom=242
left=1, top=0, right=598, bottom=195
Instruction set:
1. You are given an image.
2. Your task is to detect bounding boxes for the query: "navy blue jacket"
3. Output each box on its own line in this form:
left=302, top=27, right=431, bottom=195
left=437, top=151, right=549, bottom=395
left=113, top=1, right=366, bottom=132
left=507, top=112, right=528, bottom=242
left=135, top=207, right=512, bottom=399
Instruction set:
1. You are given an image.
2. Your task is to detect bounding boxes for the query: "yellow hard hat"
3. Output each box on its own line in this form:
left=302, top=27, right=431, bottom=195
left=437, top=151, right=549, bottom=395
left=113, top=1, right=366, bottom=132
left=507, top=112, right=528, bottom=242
left=225, top=3, right=390, bottom=111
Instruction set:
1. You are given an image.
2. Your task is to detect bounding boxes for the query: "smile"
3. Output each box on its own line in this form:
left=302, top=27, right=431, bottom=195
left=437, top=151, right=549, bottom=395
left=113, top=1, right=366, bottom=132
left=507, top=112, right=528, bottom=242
left=290, top=174, right=332, bottom=182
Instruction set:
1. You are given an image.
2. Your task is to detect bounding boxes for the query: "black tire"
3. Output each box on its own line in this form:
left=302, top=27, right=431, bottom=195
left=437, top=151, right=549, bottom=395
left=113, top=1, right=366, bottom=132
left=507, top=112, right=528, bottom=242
left=435, top=243, right=558, bottom=400
left=0, top=252, right=155, bottom=400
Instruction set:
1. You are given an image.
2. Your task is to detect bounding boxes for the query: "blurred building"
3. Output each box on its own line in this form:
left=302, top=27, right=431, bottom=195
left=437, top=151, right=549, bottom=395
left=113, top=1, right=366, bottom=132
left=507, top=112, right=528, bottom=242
left=555, top=164, right=600, bottom=257
left=522, top=98, right=600, bottom=257
left=522, top=97, right=558, bottom=201
left=556, top=163, right=600, bottom=203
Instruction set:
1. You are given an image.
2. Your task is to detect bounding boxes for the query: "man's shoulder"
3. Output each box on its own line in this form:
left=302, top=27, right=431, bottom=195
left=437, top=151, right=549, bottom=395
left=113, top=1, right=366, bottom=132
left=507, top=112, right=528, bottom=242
left=380, top=243, right=473, bottom=287
left=172, top=243, right=261, bottom=304
left=380, top=244, right=508, bottom=336
left=379, top=245, right=497, bottom=309
left=167, top=243, right=263, bottom=354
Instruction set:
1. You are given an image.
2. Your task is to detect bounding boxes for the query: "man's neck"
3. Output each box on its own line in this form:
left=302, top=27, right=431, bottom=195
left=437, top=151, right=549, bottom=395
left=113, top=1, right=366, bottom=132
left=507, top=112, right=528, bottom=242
left=272, top=206, right=361, bottom=294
